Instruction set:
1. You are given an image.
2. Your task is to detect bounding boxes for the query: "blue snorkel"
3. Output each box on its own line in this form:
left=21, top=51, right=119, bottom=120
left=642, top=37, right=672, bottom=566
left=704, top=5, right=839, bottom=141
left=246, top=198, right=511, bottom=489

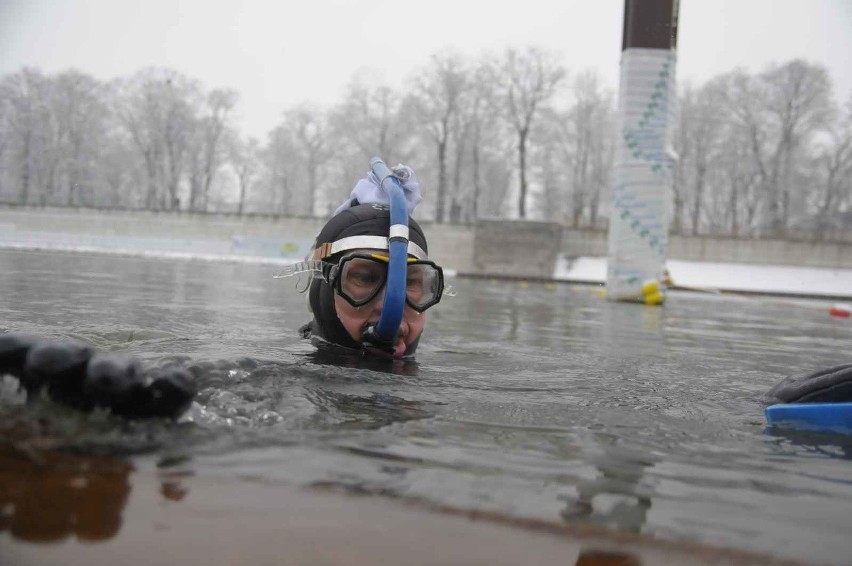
left=360, top=157, right=409, bottom=352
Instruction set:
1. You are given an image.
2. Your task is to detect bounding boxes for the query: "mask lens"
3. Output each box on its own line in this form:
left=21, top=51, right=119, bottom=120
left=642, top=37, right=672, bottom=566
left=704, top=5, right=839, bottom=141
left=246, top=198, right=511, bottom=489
left=340, top=257, right=386, bottom=304
left=406, top=263, right=441, bottom=310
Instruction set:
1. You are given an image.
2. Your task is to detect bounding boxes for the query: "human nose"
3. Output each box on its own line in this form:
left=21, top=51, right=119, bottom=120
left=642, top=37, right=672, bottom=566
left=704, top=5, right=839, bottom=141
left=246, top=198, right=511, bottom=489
left=368, top=286, right=386, bottom=314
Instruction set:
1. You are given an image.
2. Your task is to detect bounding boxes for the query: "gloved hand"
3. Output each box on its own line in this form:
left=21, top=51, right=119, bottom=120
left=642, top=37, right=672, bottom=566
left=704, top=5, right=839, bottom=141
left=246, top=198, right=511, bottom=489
left=0, top=333, right=195, bottom=419
left=764, top=363, right=852, bottom=404
left=333, top=163, right=423, bottom=216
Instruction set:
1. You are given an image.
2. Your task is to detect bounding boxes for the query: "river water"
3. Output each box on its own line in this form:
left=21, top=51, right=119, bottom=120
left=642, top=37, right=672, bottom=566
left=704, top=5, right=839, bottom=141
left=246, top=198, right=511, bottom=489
left=2, top=249, right=851, bottom=565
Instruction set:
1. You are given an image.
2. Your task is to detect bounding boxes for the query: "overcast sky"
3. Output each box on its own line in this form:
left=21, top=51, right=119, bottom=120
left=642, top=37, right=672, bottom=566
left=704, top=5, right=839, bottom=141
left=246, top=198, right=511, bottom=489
left=1, top=0, right=850, bottom=140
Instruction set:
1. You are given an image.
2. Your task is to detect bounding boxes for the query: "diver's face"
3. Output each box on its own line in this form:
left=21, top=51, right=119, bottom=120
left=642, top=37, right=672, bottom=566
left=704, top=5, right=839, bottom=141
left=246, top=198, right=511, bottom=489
left=332, top=249, right=427, bottom=359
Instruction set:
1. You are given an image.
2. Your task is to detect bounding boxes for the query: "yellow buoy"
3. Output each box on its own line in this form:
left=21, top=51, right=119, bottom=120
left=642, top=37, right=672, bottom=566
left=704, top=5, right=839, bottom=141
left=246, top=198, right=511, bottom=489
left=641, top=279, right=659, bottom=296
left=644, top=292, right=663, bottom=305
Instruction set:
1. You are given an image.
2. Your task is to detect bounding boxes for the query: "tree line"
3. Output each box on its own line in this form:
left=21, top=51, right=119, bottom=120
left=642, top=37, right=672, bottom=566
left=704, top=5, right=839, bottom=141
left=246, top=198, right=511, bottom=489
left=0, top=47, right=849, bottom=240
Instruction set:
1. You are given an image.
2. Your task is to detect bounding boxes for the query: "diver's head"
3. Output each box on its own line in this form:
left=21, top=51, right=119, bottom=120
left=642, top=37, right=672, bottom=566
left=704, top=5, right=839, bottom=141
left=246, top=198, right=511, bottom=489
left=303, top=203, right=441, bottom=359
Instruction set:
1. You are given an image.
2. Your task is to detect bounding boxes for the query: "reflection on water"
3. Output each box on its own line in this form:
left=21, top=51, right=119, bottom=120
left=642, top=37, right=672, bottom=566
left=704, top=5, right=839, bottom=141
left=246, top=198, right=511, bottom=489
left=763, top=426, right=852, bottom=460
left=0, top=414, right=192, bottom=544
left=0, top=444, right=196, bottom=544
left=560, top=443, right=657, bottom=534
left=0, top=444, right=132, bottom=542
left=2, top=250, right=852, bottom=564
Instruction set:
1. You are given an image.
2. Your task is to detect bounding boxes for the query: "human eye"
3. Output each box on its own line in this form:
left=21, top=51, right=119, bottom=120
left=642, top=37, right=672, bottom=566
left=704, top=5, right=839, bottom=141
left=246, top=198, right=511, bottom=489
left=406, top=270, right=423, bottom=288
left=350, top=268, right=380, bottom=286
left=406, top=268, right=425, bottom=300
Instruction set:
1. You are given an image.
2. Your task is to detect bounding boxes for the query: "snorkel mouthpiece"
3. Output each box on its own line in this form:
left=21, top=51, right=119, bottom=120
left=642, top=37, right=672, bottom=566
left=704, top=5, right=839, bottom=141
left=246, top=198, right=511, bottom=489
left=364, top=157, right=409, bottom=351
left=360, top=322, right=397, bottom=354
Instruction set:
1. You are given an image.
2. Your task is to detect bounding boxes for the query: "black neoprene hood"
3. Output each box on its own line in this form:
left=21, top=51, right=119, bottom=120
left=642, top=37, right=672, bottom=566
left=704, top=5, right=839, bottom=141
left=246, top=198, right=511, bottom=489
left=303, top=203, right=429, bottom=353
left=312, top=203, right=428, bottom=253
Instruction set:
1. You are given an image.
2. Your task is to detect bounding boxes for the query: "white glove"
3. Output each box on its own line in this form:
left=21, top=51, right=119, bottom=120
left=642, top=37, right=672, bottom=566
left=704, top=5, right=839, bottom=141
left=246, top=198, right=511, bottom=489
left=334, top=164, right=422, bottom=216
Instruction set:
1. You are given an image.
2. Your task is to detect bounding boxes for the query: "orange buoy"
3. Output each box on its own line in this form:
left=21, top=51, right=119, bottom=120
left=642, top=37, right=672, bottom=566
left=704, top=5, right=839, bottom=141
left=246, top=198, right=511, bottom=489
left=829, top=304, right=851, bottom=318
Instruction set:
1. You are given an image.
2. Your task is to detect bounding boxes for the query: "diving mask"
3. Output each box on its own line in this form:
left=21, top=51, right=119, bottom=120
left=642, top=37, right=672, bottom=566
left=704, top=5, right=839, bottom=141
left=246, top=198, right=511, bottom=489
left=275, top=252, right=447, bottom=313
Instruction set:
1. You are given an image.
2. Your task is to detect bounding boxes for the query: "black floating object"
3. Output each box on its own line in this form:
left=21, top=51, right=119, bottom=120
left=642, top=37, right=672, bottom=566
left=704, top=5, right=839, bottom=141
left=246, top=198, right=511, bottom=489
left=0, top=333, right=39, bottom=381
left=765, top=363, right=852, bottom=404
left=25, top=341, right=95, bottom=410
left=110, top=366, right=196, bottom=420
left=83, top=353, right=146, bottom=411
left=145, top=366, right=196, bottom=419
left=2, top=332, right=197, bottom=420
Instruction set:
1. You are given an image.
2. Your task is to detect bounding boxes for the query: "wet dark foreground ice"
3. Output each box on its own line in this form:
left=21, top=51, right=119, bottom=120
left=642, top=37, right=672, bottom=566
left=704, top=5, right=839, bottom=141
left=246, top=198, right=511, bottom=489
left=2, top=249, right=851, bottom=565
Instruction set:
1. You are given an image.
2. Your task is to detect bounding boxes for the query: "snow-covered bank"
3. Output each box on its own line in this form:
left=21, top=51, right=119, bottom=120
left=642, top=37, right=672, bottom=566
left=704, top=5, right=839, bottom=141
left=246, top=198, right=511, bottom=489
left=556, top=256, right=852, bottom=299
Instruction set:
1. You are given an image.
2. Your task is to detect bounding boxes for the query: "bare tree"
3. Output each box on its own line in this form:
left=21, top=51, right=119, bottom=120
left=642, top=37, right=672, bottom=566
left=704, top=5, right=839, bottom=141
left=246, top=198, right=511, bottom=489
left=0, top=68, right=51, bottom=204
left=188, top=89, right=238, bottom=211
left=408, top=51, right=468, bottom=223
left=688, top=79, right=726, bottom=235
left=330, top=76, right=409, bottom=159
left=705, top=64, right=835, bottom=237
left=493, top=47, right=566, bottom=218
left=588, top=93, right=615, bottom=229
left=568, top=73, right=593, bottom=226
left=672, top=83, right=693, bottom=234
left=464, top=62, right=502, bottom=222
left=724, top=70, right=775, bottom=235
left=97, top=124, right=139, bottom=208
left=811, top=96, right=852, bottom=238
left=562, top=70, right=613, bottom=227
left=117, top=68, right=202, bottom=210
left=50, top=71, right=110, bottom=206
left=262, top=124, right=299, bottom=215
left=280, top=106, right=332, bottom=216
left=326, top=75, right=418, bottom=215
left=714, top=113, right=760, bottom=237
left=0, top=84, right=9, bottom=198
left=230, top=135, right=260, bottom=215
left=533, top=113, right=568, bottom=223
left=762, top=61, right=833, bottom=233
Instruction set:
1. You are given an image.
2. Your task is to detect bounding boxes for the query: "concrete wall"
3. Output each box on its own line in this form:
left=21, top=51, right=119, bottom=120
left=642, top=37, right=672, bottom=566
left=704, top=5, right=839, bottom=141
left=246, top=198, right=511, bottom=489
left=473, top=219, right=562, bottom=278
left=418, top=221, right=474, bottom=275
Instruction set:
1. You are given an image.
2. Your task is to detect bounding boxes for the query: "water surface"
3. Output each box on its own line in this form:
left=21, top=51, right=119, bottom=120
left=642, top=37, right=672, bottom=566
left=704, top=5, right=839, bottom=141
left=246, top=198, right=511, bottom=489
left=2, top=249, right=851, bottom=565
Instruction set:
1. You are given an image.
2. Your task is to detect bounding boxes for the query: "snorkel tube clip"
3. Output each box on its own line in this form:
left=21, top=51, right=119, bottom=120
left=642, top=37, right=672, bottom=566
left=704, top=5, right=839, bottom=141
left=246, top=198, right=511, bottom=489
left=360, top=157, right=409, bottom=353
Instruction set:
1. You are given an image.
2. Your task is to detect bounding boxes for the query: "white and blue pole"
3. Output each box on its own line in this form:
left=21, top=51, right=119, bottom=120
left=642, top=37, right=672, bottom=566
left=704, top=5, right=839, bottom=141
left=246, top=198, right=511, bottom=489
left=606, top=0, right=679, bottom=305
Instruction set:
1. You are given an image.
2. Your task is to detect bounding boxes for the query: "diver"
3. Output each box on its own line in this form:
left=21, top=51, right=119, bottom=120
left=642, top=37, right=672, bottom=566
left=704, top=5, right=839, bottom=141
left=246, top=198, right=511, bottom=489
left=283, top=159, right=447, bottom=360
left=293, top=202, right=438, bottom=359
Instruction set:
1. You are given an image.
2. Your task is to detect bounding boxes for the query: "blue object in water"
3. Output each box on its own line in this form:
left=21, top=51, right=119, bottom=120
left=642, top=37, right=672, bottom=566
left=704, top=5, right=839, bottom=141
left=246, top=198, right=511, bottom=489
left=765, top=403, right=852, bottom=433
